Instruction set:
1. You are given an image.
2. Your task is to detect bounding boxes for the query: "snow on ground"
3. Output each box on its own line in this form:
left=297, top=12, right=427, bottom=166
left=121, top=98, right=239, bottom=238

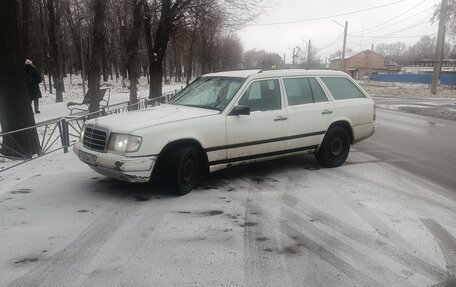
left=33, top=75, right=184, bottom=123
left=0, top=140, right=455, bottom=286
left=358, top=81, right=456, bottom=121
left=359, top=80, right=456, bottom=99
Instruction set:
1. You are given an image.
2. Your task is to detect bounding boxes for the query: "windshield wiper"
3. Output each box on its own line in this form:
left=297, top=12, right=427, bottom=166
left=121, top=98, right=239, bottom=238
left=182, top=104, right=221, bottom=111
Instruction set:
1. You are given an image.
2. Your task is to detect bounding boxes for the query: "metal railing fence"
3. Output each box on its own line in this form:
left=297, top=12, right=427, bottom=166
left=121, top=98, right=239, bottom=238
left=0, top=90, right=178, bottom=172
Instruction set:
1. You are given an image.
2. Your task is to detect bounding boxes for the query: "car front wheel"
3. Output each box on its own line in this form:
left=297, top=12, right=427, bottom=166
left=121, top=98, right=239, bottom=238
left=315, top=126, right=350, bottom=168
left=167, top=146, right=200, bottom=196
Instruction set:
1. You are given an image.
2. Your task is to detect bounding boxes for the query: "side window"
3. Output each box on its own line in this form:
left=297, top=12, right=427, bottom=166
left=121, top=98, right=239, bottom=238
left=320, top=77, right=366, bottom=100
left=239, top=79, right=281, bottom=112
left=283, top=78, right=313, bottom=106
left=309, top=78, right=328, bottom=103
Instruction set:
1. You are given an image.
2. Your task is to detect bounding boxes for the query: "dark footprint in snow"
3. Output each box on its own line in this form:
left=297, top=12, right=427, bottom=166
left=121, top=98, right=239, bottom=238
left=10, top=189, right=31, bottom=194
left=134, top=196, right=150, bottom=202
left=304, top=166, right=320, bottom=170
left=252, top=177, right=264, bottom=184
left=241, top=222, right=257, bottom=227
left=202, top=210, right=224, bottom=216
left=281, top=246, right=299, bottom=255
left=14, top=257, right=39, bottom=265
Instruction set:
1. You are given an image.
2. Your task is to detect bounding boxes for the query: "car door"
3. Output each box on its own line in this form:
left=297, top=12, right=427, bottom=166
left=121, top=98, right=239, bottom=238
left=225, top=78, right=288, bottom=162
left=282, top=77, right=334, bottom=149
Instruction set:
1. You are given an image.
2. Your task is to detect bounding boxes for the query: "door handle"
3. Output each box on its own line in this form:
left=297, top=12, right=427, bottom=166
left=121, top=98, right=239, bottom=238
left=321, top=110, right=333, bottom=115
left=274, top=116, right=288, bottom=121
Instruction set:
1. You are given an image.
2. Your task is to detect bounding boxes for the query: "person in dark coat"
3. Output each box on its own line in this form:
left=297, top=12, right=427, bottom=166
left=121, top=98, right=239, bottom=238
left=24, top=59, right=42, bottom=114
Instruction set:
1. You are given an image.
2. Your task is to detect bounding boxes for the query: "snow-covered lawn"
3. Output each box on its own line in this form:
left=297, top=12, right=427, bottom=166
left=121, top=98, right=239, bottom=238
left=33, top=75, right=184, bottom=123
left=359, top=80, right=456, bottom=99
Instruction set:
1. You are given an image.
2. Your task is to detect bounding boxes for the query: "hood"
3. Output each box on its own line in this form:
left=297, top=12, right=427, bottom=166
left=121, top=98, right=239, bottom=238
left=88, top=104, right=220, bottom=134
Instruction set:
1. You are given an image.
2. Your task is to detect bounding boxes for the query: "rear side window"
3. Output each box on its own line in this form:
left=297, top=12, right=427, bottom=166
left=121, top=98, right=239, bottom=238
left=283, top=77, right=329, bottom=106
left=309, top=78, right=328, bottom=103
left=321, top=77, right=366, bottom=100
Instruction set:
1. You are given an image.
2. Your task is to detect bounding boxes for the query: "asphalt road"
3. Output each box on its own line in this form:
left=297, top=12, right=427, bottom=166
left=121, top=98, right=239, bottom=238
left=357, top=108, right=456, bottom=193
left=0, top=108, right=455, bottom=287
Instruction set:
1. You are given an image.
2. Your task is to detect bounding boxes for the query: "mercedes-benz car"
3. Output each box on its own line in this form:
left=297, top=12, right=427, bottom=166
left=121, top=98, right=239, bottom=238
left=74, top=69, right=376, bottom=195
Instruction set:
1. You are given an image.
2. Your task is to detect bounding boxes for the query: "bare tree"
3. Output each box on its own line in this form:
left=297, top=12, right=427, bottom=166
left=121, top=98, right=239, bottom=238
left=47, top=0, right=65, bottom=102
left=87, top=0, right=109, bottom=114
left=0, top=0, right=40, bottom=157
left=243, top=49, right=283, bottom=69
left=433, top=0, right=456, bottom=41
left=122, top=0, right=143, bottom=108
left=145, top=0, right=193, bottom=99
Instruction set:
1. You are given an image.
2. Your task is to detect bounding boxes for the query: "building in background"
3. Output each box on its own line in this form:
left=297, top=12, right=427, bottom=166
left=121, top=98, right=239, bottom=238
left=330, top=50, right=386, bottom=79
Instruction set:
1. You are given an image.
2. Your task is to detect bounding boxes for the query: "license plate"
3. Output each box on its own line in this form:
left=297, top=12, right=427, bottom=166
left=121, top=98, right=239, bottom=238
left=79, top=150, right=97, bottom=165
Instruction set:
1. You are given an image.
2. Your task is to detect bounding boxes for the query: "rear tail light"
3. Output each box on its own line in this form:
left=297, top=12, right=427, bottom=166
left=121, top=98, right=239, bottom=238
left=373, top=104, right=376, bottom=121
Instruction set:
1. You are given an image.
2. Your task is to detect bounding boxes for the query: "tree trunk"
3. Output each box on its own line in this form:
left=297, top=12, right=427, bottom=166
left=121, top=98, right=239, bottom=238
left=47, top=0, right=64, bottom=102
left=22, top=0, right=32, bottom=58
left=142, top=0, right=154, bottom=97
left=186, top=17, right=198, bottom=86
left=126, top=0, right=142, bottom=110
left=87, top=0, right=109, bottom=115
left=102, top=43, right=108, bottom=82
left=0, top=0, right=40, bottom=158
left=173, top=36, right=179, bottom=82
left=149, top=0, right=172, bottom=99
left=38, top=0, right=48, bottom=92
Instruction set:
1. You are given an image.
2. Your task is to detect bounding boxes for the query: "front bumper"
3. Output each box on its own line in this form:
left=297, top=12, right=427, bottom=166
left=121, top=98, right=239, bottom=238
left=73, top=142, right=157, bottom=183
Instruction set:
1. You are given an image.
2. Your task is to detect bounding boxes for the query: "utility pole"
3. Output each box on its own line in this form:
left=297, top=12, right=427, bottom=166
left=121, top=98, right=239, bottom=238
left=369, top=43, right=374, bottom=79
left=283, top=53, right=286, bottom=67
left=431, top=0, right=448, bottom=94
left=308, top=39, right=311, bottom=68
left=342, top=21, right=348, bottom=73
left=292, top=48, right=295, bottom=68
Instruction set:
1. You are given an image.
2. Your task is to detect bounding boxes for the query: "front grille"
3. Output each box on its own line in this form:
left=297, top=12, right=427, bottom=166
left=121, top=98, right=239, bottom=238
left=83, top=126, right=108, bottom=152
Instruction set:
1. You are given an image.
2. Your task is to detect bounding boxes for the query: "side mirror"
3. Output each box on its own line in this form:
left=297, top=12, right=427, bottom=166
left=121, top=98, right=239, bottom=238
left=229, top=105, right=250, bottom=116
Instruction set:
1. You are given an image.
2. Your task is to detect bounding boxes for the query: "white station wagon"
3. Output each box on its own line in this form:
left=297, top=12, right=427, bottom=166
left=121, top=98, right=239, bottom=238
left=74, top=69, right=376, bottom=195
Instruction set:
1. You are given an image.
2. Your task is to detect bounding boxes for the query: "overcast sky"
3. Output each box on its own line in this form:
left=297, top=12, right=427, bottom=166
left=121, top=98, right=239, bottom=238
left=238, top=0, right=442, bottom=63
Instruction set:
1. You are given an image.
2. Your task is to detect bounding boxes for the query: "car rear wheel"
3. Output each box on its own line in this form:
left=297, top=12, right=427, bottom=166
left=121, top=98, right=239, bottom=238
left=167, top=146, right=200, bottom=196
left=315, top=126, right=350, bottom=168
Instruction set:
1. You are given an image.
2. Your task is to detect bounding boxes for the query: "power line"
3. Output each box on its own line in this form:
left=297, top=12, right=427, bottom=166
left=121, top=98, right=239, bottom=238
left=357, top=7, right=435, bottom=35
left=318, top=35, right=344, bottom=52
left=347, top=16, right=432, bottom=43
left=350, top=0, right=426, bottom=34
left=348, top=33, right=437, bottom=39
left=246, top=0, right=407, bottom=26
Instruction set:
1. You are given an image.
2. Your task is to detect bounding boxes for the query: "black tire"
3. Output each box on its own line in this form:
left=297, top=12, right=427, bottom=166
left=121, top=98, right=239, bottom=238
left=315, top=126, right=350, bottom=168
left=166, top=146, right=200, bottom=196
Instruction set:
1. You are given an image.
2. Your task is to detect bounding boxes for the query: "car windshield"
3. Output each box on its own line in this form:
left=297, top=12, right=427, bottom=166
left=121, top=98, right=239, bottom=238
left=169, top=76, right=245, bottom=111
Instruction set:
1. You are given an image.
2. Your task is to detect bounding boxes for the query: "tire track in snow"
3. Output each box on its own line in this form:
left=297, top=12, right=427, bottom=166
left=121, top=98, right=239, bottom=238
left=279, top=193, right=446, bottom=282
left=7, top=194, right=143, bottom=287
left=421, top=218, right=456, bottom=286
left=223, top=170, right=389, bottom=286
left=216, top=170, right=293, bottom=286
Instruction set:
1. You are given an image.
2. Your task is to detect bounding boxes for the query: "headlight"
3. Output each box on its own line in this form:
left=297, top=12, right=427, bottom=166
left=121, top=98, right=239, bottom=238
left=79, top=126, right=86, bottom=143
left=108, top=133, right=142, bottom=155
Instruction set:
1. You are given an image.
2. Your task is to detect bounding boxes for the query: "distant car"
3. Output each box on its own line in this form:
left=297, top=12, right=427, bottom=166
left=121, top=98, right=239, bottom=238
left=74, top=69, right=376, bottom=195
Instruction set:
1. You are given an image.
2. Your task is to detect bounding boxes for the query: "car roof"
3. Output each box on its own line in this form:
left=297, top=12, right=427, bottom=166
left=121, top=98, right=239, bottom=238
left=202, top=69, right=347, bottom=79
